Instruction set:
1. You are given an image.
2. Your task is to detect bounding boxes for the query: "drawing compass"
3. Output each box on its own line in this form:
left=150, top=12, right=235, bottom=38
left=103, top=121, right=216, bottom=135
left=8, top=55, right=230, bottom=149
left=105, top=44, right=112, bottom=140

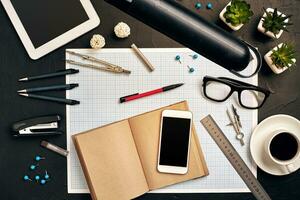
left=226, top=105, right=245, bottom=146
left=66, top=51, right=131, bottom=74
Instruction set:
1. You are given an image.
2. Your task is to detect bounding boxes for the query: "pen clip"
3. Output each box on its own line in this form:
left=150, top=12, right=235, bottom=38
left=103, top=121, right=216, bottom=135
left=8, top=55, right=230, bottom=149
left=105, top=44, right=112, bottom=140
left=56, top=68, right=79, bottom=73
left=120, top=93, right=139, bottom=103
left=56, top=68, right=69, bottom=72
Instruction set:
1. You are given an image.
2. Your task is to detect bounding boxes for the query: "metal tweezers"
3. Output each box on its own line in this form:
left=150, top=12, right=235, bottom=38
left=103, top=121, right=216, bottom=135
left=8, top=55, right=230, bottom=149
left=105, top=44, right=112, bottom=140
left=66, top=51, right=131, bottom=74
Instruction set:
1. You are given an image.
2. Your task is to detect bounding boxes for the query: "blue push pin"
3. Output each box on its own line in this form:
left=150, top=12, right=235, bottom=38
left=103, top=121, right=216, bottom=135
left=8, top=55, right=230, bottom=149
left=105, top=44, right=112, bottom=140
left=175, top=55, right=182, bottom=63
left=44, top=171, right=50, bottom=180
left=35, top=175, right=40, bottom=182
left=207, top=3, right=213, bottom=10
left=189, top=54, right=199, bottom=60
left=195, top=2, right=202, bottom=9
left=187, top=65, right=195, bottom=73
left=40, top=179, right=46, bottom=185
left=35, top=155, right=45, bottom=161
left=23, top=175, right=32, bottom=181
left=30, top=164, right=38, bottom=171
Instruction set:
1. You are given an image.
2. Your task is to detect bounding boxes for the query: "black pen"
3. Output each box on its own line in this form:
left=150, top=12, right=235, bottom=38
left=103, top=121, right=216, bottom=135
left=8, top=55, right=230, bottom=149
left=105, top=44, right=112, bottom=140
left=19, top=93, right=80, bottom=105
left=19, top=68, right=79, bottom=82
left=18, top=84, right=79, bottom=93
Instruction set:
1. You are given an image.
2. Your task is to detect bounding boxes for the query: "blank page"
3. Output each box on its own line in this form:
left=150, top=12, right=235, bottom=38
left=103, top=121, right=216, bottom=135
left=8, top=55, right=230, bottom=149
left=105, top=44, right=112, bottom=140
left=73, top=120, right=148, bottom=200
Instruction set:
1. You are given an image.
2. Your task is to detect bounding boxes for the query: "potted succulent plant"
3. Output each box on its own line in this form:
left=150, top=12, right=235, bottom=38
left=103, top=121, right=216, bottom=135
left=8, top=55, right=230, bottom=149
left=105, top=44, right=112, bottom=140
left=219, top=0, right=253, bottom=31
left=264, top=43, right=296, bottom=74
left=257, top=8, right=292, bottom=39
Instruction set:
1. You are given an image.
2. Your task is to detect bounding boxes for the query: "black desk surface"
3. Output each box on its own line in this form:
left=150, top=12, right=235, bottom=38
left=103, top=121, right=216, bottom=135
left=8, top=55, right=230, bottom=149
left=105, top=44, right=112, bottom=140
left=0, top=0, right=299, bottom=200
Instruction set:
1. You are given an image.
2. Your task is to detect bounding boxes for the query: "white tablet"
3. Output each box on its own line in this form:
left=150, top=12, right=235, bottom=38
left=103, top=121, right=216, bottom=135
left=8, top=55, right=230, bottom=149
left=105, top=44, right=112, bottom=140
left=1, top=0, right=100, bottom=59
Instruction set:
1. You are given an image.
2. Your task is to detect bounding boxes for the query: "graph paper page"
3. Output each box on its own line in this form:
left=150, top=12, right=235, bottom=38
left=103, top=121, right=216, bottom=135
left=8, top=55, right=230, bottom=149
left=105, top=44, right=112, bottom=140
left=66, top=48, right=257, bottom=193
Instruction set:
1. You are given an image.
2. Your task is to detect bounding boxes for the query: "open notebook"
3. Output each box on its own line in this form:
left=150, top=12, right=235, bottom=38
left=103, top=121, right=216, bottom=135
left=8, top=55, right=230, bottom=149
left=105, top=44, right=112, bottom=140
left=73, top=101, right=208, bottom=200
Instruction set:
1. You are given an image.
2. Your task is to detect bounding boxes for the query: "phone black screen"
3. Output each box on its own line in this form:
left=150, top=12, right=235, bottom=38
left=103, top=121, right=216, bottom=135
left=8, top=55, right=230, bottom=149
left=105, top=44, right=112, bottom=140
left=11, top=0, right=89, bottom=48
left=159, top=117, right=191, bottom=167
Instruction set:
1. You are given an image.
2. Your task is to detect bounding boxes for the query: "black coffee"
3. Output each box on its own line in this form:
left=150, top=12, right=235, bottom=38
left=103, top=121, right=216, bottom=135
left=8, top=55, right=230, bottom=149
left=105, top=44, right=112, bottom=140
left=270, top=132, right=298, bottom=161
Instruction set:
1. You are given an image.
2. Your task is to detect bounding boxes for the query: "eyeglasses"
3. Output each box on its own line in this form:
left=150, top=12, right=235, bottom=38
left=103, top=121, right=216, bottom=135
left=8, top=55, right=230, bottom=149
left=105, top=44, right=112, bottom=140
left=202, top=76, right=270, bottom=109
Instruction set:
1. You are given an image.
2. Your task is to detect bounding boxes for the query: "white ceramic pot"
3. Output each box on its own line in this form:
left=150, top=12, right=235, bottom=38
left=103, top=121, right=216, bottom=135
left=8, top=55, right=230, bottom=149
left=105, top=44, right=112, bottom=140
left=257, top=8, right=289, bottom=39
left=219, top=2, right=244, bottom=31
left=264, top=43, right=296, bottom=74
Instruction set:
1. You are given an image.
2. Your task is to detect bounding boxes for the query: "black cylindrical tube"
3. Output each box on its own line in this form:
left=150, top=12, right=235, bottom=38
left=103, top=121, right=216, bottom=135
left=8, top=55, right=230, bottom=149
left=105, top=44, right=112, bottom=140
left=104, top=0, right=251, bottom=72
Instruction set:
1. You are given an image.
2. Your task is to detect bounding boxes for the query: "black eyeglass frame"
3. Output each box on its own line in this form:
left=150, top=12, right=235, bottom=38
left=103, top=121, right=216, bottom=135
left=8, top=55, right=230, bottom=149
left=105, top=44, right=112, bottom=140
left=202, top=76, right=271, bottom=109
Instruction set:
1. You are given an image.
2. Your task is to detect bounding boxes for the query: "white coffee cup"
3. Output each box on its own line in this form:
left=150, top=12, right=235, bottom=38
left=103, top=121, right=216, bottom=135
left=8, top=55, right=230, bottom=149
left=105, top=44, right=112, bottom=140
left=265, top=129, right=300, bottom=173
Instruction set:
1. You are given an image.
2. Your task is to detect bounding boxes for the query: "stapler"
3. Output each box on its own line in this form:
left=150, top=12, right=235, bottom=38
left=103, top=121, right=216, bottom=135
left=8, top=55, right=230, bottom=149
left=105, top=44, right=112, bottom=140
left=12, top=115, right=62, bottom=137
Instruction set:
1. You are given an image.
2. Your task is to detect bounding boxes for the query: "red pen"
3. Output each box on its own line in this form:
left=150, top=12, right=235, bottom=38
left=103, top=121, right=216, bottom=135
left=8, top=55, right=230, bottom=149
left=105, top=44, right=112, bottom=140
left=120, top=83, right=184, bottom=103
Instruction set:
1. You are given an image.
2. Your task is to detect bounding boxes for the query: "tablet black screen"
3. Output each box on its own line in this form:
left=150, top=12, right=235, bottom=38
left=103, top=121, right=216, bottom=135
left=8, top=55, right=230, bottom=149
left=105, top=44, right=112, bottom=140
left=11, top=0, right=90, bottom=48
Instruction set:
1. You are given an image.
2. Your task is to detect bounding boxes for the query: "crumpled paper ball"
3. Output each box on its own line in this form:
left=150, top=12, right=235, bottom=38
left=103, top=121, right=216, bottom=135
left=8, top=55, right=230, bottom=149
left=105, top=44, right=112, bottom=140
left=114, top=22, right=131, bottom=38
left=90, top=34, right=105, bottom=49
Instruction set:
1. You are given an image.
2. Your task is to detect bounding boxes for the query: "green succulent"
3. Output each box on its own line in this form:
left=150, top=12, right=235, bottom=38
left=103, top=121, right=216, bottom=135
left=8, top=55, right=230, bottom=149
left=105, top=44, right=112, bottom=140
left=271, top=43, right=296, bottom=69
left=224, top=0, right=254, bottom=26
left=262, top=8, right=292, bottom=37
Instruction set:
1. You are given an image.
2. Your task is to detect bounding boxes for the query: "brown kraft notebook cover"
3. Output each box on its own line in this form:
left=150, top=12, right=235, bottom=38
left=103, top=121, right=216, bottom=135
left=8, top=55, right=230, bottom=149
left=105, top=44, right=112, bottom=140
left=73, top=101, right=209, bottom=200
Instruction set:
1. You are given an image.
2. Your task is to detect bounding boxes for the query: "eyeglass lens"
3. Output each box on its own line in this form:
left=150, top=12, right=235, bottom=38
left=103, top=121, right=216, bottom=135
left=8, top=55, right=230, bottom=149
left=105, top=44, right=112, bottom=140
left=240, top=89, right=266, bottom=108
left=205, top=81, right=231, bottom=101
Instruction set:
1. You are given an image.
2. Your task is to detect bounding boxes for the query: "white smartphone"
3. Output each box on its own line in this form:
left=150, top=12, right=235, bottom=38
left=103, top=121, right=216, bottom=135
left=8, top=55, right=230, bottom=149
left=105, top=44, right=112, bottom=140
left=157, top=110, right=193, bottom=174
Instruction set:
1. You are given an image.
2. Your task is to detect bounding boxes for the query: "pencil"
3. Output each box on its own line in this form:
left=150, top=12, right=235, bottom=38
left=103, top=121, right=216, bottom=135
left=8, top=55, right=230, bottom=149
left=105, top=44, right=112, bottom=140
left=19, top=93, right=80, bottom=105
left=19, top=68, right=79, bottom=82
left=131, top=43, right=155, bottom=71
left=41, top=141, right=69, bottom=157
left=18, top=84, right=79, bottom=93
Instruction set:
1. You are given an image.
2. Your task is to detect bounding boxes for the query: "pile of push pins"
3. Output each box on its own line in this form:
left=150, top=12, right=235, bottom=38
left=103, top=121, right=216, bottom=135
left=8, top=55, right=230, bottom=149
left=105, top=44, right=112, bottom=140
left=23, top=155, right=50, bottom=185
left=195, top=2, right=213, bottom=10
left=175, top=53, right=199, bottom=73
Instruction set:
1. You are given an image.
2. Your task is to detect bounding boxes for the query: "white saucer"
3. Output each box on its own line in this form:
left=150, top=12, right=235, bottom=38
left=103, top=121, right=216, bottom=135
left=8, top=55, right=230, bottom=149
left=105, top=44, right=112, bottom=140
left=250, top=114, right=300, bottom=176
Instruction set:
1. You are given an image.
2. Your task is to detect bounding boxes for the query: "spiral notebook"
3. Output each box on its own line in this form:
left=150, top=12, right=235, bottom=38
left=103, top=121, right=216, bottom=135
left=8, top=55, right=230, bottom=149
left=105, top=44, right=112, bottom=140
left=66, top=48, right=257, bottom=193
